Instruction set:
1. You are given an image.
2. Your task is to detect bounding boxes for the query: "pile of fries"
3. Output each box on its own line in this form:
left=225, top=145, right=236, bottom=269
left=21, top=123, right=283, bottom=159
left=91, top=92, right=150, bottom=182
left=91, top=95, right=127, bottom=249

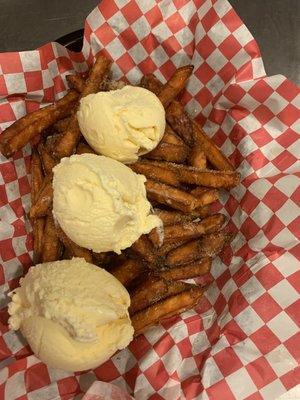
left=0, top=55, right=240, bottom=336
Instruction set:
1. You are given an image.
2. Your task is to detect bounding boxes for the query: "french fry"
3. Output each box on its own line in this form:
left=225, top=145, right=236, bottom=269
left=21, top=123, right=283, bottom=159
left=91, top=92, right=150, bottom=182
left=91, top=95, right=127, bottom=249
left=55, top=224, right=93, bottom=263
left=145, top=180, right=214, bottom=213
left=41, top=215, right=62, bottom=262
left=31, top=149, right=45, bottom=264
left=158, top=65, right=193, bottom=108
left=110, top=259, right=144, bottom=287
left=53, top=117, right=71, bottom=133
left=0, top=91, right=79, bottom=158
left=154, top=208, right=211, bottom=226
left=38, top=143, right=57, bottom=175
left=161, top=124, right=185, bottom=146
left=140, top=74, right=195, bottom=146
left=166, top=100, right=194, bottom=146
left=159, top=257, right=212, bottom=281
left=31, top=149, right=44, bottom=204
left=131, top=161, right=180, bottom=187
left=132, top=285, right=204, bottom=336
left=146, top=161, right=239, bottom=188
left=193, top=121, right=234, bottom=171
left=29, top=175, right=53, bottom=219
left=76, top=142, right=96, bottom=155
left=66, top=74, right=86, bottom=93
left=189, top=145, right=206, bottom=169
left=146, top=142, right=189, bottom=163
left=140, top=74, right=162, bottom=96
left=131, top=235, right=157, bottom=266
left=129, top=277, right=169, bottom=315
left=190, top=187, right=219, bottom=206
left=32, top=219, right=45, bottom=264
left=166, top=230, right=233, bottom=267
left=54, top=55, right=112, bottom=159
left=150, top=214, right=226, bottom=246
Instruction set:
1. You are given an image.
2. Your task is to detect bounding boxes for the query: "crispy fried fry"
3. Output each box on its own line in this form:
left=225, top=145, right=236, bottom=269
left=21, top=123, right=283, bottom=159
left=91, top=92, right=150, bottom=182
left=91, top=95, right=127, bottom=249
left=53, top=117, right=71, bottom=133
left=161, top=124, right=185, bottom=146
left=131, top=161, right=180, bottom=187
left=191, top=187, right=219, bottom=206
left=41, top=215, right=62, bottom=262
left=159, top=257, right=212, bottom=281
left=131, top=235, right=157, bottom=266
left=76, top=142, right=96, bottom=155
left=146, top=142, right=189, bottom=163
left=166, top=100, right=194, bottom=146
left=54, top=55, right=112, bottom=159
left=129, top=277, right=169, bottom=315
left=31, top=149, right=44, bottom=204
left=146, top=180, right=206, bottom=213
left=193, top=121, right=234, bottom=171
left=189, top=145, right=206, bottom=169
left=66, top=74, right=86, bottom=93
left=154, top=208, right=210, bottom=226
left=158, top=65, right=193, bottom=108
left=140, top=74, right=162, bottom=96
left=132, top=285, right=204, bottom=336
left=55, top=224, right=93, bottom=263
left=146, top=161, right=239, bottom=188
left=166, top=230, right=233, bottom=267
left=150, top=214, right=226, bottom=247
left=110, top=259, right=144, bottom=287
left=38, top=143, right=57, bottom=175
left=0, top=91, right=79, bottom=158
left=29, top=175, right=53, bottom=219
left=32, top=218, right=45, bottom=264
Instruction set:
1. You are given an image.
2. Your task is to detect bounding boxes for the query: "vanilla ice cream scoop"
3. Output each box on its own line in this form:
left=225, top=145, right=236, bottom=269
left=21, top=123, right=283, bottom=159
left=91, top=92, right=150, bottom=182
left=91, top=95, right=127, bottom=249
left=52, top=154, right=161, bottom=254
left=77, top=85, right=165, bottom=163
left=8, top=258, right=133, bottom=371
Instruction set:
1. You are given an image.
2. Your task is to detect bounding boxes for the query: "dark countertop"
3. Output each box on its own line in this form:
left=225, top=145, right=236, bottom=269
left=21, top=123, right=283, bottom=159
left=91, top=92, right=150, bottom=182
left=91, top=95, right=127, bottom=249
left=0, top=0, right=299, bottom=85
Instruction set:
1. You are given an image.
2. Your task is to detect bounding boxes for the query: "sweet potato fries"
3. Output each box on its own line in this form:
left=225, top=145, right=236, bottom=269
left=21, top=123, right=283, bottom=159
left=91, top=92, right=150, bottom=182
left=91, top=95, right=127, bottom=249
left=0, top=55, right=239, bottom=337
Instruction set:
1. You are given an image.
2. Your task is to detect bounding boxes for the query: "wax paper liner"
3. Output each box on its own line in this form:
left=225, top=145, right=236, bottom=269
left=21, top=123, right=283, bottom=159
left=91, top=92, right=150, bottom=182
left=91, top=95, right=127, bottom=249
left=0, top=1, right=299, bottom=399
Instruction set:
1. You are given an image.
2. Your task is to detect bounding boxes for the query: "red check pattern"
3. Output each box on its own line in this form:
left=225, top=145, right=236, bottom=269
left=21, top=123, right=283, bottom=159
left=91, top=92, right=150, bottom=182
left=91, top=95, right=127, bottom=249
left=0, top=1, right=299, bottom=399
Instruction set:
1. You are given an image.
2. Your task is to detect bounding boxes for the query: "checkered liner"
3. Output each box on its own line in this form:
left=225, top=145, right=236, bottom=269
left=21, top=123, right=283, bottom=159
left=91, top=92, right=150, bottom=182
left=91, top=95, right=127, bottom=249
left=0, top=0, right=299, bottom=399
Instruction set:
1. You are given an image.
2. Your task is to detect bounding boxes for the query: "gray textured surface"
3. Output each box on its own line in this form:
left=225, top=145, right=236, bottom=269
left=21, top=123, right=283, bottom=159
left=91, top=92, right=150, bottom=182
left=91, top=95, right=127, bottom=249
left=0, top=0, right=299, bottom=85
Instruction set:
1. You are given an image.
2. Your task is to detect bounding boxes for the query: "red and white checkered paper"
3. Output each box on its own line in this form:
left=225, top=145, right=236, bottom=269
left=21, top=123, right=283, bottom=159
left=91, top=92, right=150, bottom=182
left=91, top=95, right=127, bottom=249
left=0, top=0, right=299, bottom=399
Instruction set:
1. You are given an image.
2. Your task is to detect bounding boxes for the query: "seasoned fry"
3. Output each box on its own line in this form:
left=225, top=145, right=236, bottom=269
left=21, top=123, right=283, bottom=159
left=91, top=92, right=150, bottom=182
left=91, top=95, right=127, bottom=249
left=189, top=145, right=206, bottom=169
left=130, top=279, right=191, bottom=316
left=32, top=218, right=45, bottom=264
left=66, top=74, right=86, bottom=93
left=131, top=161, right=180, bottom=187
left=145, top=180, right=213, bottom=213
left=166, top=100, right=194, bottom=146
left=131, top=235, right=157, bottom=266
left=55, top=224, right=93, bottom=263
left=146, top=142, right=189, bottom=163
left=154, top=208, right=210, bottom=226
left=140, top=74, right=162, bottom=96
left=110, top=259, right=144, bottom=287
left=191, top=187, right=219, bottom=206
left=29, top=175, right=53, bottom=219
left=76, top=142, right=96, bottom=155
left=193, top=121, right=234, bottom=171
left=38, top=143, right=57, bottom=175
left=53, top=117, right=71, bottom=133
left=31, top=149, right=44, bottom=204
left=129, top=277, right=169, bottom=315
left=0, top=91, right=79, bottom=158
left=158, top=65, right=193, bottom=108
left=150, top=214, right=226, bottom=246
left=161, top=124, right=185, bottom=146
left=166, top=230, right=233, bottom=267
left=159, top=257, right=212, bottom=281
left=132, top=285, right=204, bottom=336
left=54, top=55, right=112, bottom=159
left=41, top=215, right=62, bottom=262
